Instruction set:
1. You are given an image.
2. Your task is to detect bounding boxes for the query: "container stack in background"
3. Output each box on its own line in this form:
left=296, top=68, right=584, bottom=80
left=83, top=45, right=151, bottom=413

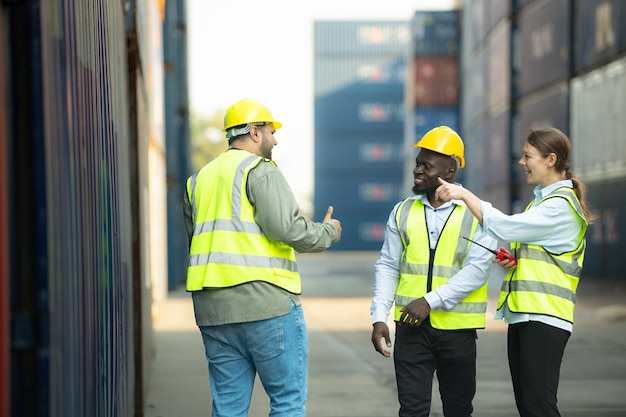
left=313, top=21, right=410, bottom=250
left=404, top=10, right=461, bottom=192
left=459, top=0, right=626, bottom=279
left=569, top=0, right=626, bottom=279
left=460, top=0, right=515, bottom=213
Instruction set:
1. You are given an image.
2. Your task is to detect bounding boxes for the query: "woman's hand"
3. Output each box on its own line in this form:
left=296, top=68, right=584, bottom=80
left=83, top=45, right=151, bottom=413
left=435, top=177, right=466, bottom=202
left=494, top=247, right=517, bottom=270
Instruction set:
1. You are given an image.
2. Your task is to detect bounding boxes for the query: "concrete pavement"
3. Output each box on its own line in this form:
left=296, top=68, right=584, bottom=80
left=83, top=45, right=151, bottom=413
left=143, top=251, right=626, bottom=417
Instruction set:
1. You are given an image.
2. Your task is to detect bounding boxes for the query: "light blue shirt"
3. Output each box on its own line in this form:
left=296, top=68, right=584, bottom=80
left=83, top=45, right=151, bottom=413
left=370, top=193, right=497, bottom=324
left=481, top=180, right=583, bottom=333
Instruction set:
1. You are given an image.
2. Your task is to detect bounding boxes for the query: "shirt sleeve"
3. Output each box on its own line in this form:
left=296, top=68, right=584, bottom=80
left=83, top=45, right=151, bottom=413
left=183, top=186, right=193, bottom=249
left=247, top=161, right=338, bottom=253
left=423, top=225, right=496, bottom=311
left=370, top=202, right=403, bottom=324
left=481, top=197, right=582, bottom=253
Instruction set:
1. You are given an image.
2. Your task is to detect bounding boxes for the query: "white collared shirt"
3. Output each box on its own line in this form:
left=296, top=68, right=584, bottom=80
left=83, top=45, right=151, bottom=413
left=370, top=193, right=497, bottom=324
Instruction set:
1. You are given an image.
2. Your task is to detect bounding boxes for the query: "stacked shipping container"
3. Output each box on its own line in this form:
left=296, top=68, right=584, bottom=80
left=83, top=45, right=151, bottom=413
left=569, top=0, right=626, bottom=279
left=457, top=0, right=626, bottom=280
left=405, top=10, right=461, bottom=192
left=313, top=21, right=410, bottom=250
left=0, top=0, right=189, bottom=415
left=460, top=0, right=514, bottom=213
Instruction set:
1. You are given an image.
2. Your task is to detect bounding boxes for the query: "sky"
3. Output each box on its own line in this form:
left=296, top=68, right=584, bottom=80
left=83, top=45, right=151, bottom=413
left=186, top=0, right=457, bottom=214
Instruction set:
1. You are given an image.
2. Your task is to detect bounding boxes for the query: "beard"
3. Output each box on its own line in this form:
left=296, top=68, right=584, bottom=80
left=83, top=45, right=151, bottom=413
left=260, top=137, right=273, bottom=159
left=412, top=182, right=438, bottom=196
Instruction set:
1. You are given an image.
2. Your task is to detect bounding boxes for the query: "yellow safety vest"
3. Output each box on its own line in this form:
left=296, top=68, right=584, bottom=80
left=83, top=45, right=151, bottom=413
left=497, top=187, right=587, bottom=323
left=394, top=198, right=486, bottom=330
left=185, top=149, right=301, bottom=293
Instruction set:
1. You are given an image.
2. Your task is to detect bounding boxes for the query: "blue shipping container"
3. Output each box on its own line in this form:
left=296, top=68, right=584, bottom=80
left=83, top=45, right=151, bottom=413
left=314, top=56, right=405, bottom=98
left=411, top=10, right=459, bottom=56
left=314, top=21, right=410, bottom=55
left=315, top=90, right=404, bottom=133
left=413, top=106, right=460, bottom=139
left=315, top=133, right=404, bottom=173
left=314, top=174, right=406, bottom=215
left=325, top=214, right=389, bottom=251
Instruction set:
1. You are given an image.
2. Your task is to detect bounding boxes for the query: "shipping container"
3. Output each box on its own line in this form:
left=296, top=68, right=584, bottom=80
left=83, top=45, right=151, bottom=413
left=514, top=0, right=537, bottom=13
left=582, top=178, right=626, bottom=280
left=486, top=21, right=512, bottom=111
left=462, top=121, right=488, bottom=192
left=570, top=56, right=626, bottom=183
left=314, top=21, right=410, bottom=56
left=314, top=56, right=405, bottom=98
left=315, top=90, right=405, bottom=133
left=516, top=82, right=569, bottom=153
left=483, top=108, right=512, bottom=189
left=574, top=0, right=626, bottom=74
left=517, top=0, right=571, bottom=96
left=485, top=0, right=512, bottom=35
left=0, top=5, right=8, bottom=414
left=461, top=50, right=487, bottom=129
left=323, top=213, right=391, bottom=251
left=315, top=133, right=404, bottom=173
left=411, top=10, right=459, bottom=56
left=314, top=174, right=406, bottom=215
left=411, top=56, right=459, bottom=106
left=163, top=0, right=191, bottom=291
left=413, top=106, right=460, bottom=138
left=461, top=0, right=487, bottom=59
left=0, top=0, right=185, bottom=415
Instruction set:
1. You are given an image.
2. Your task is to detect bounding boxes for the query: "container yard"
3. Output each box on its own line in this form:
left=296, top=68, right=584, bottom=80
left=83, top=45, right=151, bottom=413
left=1, top=1, right=625, bottom=416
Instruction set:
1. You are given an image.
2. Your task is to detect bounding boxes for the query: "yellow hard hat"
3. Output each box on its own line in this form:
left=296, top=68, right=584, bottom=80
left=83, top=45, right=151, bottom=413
left=414, top=126, right=465, bottom=168
left=222, top=98, right=283, bottom=133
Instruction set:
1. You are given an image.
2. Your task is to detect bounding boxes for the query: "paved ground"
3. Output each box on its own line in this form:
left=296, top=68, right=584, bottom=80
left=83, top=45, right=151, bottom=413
left=143, top=251, right=626, bottom=417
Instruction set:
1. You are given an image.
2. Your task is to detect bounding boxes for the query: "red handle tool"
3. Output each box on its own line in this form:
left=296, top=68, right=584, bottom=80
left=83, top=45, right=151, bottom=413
left=463, top=236, right=517, bottom=266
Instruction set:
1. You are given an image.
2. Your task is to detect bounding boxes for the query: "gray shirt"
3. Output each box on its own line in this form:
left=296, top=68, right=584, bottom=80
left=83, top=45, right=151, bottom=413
left=183, top=153, right=338, bottom=326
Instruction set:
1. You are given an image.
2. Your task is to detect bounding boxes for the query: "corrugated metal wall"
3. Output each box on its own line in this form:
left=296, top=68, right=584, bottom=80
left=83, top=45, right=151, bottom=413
left=0, top=3, right=9, bottom=415
left=163, top=0, right=190, bottom=290
left=1, top=0, right=187, bottom=415
left=125, top=0, right=169, bottom=413
left=0, top=0, right=180, bottom=416
left=38, top=2, right=135, bottom=416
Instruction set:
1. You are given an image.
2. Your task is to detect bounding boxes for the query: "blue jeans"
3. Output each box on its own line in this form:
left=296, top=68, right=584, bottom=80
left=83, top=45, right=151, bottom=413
left=199, top=301, right=308, bottom=417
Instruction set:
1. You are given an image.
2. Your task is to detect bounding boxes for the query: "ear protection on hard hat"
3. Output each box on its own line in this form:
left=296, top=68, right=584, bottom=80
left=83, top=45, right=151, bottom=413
left=223, top=98, right=282, bottom=139
left=414, top=126, right=465, bottom=168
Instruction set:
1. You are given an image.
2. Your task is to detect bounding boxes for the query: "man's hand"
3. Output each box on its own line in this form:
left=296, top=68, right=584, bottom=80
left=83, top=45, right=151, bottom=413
left=399, top=297, right=431, bottom=327
left=371, top=322, right=392, bottom=357
left=323, top=206, right=342, bottom=242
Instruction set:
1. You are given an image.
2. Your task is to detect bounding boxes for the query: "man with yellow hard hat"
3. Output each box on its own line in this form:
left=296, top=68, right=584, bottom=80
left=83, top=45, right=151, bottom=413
left=370, top=126, right=496, bottom=417
left=184, top=98, right=341, bottom=417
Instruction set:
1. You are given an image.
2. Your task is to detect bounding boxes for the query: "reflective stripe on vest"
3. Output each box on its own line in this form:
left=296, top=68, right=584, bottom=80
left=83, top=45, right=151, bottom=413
left=186, top=149, right=301, bottom=293
left=394, top=198, right=486, bottom=330
left=497, top=187, right=587, bottom=323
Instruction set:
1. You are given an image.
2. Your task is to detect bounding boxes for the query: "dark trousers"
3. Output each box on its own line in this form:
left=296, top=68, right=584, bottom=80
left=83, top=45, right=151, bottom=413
left=507, top=321, right=570, bottom=417
left=393, top=320, right=477, bottom=417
